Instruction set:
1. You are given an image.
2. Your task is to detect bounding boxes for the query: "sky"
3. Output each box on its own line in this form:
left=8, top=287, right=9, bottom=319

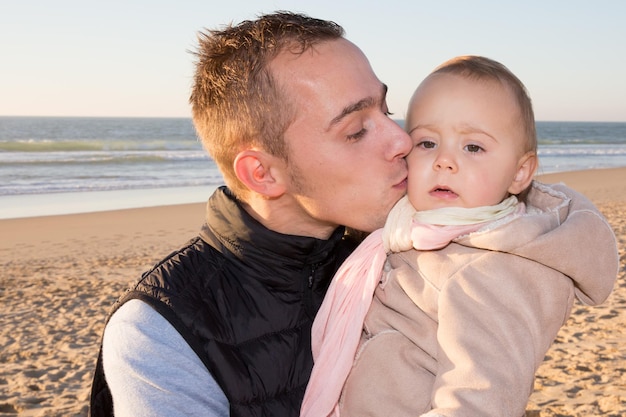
left=1, top=0, right=625, bottom=122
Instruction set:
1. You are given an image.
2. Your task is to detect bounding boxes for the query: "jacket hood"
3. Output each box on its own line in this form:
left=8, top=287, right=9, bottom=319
left=458, top=181, right=618, bottom=305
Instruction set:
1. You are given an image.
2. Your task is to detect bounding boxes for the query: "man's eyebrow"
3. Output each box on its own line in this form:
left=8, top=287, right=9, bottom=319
left=328, top=84, right=388, bottom=128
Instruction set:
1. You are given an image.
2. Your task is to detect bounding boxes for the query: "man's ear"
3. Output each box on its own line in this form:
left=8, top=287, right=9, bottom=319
left=508, top=151, right=538, bottom=195
left=234, top=150, right=287, bottom=198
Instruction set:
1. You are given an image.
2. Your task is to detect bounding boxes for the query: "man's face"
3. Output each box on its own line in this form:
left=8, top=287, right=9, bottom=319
left=271, top=39, right=411, bottom=235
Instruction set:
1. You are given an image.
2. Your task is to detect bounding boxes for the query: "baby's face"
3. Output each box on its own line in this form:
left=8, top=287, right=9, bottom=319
left=405, top=73, right=528, bottom=211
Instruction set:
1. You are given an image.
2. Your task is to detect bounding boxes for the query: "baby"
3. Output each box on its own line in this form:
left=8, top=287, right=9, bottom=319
left=302, top=56, right=619, bottom=417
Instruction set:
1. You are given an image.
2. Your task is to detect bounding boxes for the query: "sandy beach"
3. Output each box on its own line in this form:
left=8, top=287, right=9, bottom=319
left=1, top=167, right=625, bottom=416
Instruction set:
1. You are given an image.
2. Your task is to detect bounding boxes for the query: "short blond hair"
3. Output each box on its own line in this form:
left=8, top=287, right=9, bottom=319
left=189, top=12, right=344, bottom=200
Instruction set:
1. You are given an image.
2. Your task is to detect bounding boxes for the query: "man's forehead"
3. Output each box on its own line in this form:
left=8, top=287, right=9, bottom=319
left=270, top=39, right=385, bottom=125
left=269, top=38, right=349, bottom=72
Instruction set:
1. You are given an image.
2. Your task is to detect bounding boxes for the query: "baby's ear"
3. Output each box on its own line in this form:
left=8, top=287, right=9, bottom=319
left=233, top=150, right=287, bottom=198
left=508, top=151, right=538, bottom=195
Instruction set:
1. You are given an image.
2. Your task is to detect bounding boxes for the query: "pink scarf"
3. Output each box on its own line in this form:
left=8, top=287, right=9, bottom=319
left=301, top=196, right=521, bottom=417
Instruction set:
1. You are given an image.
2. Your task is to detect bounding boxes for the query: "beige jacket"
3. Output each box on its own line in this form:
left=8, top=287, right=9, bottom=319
left=340, top=182, right=618, bottom=417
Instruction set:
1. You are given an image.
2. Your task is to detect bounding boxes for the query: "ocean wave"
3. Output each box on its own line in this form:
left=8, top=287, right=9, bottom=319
left=1, top=117, right=623, bottom=198
left=538, top=144, right=626, bottom=156
left=0, top=150, right=211, bottom=164
left=538, top=138, right=626, bottom=145
left=0, top=138, right=203, bottom=152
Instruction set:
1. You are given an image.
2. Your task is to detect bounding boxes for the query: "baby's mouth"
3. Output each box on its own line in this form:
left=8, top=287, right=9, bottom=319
left=430, top=186, right=458, bottom=197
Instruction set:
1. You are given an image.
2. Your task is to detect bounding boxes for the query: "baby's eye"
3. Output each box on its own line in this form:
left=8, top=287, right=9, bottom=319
left=465, top=144, right=483, bottom=153
left=417, top=140, right=436, bottom=149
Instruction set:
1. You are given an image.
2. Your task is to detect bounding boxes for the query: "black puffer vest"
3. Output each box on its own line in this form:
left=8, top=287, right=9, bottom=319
left=89, top=187, right=359, bottom=416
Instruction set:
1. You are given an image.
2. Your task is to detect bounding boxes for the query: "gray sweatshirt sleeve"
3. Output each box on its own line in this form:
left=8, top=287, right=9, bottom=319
left=102, top=299, right=229, bottom=416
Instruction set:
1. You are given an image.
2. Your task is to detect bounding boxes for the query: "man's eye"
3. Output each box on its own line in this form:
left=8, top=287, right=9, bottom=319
left=347, top=128, right=367, bottom=141
left=465, top=144, right=483, bottom=153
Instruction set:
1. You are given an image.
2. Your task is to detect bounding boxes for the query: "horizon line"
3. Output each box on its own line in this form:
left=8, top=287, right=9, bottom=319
left=1, top=115, right=626, bottom=124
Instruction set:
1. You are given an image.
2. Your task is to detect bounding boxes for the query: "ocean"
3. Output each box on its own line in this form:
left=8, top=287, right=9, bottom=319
left=1, top=116, right=625, bottom=219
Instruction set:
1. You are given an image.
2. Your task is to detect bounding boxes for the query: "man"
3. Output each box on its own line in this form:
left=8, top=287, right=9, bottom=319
left=89, top=11, right=411, bottom=417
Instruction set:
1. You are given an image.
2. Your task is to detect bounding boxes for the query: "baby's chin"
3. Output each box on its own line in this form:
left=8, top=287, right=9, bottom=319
left=409, top=195, right=466, bottom=212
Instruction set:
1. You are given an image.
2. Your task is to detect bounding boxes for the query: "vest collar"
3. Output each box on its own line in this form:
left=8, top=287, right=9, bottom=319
left=199, top=186, right=346, bottom=269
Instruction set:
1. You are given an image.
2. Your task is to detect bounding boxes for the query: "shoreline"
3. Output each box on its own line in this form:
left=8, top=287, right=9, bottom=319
left=1, top=166, right=625, bottom=416
left=0, top=185, right=219, bottom=220
left=2, top=166, right=625, bottom=221
left=2, top=167, right=624, bottom=262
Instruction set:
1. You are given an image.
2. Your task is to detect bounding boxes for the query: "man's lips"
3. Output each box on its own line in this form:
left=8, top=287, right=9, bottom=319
left=394, top=176, right=408, bottom=189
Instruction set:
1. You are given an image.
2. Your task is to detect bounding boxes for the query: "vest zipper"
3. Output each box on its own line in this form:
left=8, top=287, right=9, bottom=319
left=308, top=262, right=321, bottom=288
left=304, top=262, right=323, bottom=318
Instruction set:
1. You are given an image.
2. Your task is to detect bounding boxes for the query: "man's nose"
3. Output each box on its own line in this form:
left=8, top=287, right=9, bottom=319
left=386, top=121, right=412, bottom=160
